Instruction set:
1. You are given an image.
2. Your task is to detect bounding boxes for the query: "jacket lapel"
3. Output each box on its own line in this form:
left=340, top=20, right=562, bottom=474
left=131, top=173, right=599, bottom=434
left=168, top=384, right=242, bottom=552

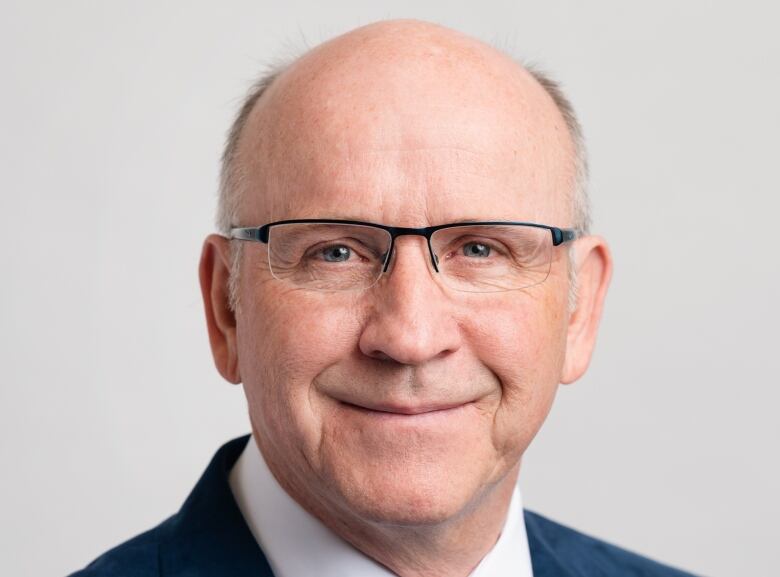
left=524, top=510, right=579, bottom=577
left=157, top=435, right=274, bottom=577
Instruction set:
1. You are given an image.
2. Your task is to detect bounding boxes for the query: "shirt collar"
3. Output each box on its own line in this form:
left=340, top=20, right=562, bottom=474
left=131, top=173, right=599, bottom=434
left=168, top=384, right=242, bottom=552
left=229, top=433, right=534, bottom=577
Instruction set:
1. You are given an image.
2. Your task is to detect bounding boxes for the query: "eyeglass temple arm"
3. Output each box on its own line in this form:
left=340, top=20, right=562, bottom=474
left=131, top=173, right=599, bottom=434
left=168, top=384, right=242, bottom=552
left=229, top=227, right=270, bottom=243
left=553, top=228, right=580, bottom=246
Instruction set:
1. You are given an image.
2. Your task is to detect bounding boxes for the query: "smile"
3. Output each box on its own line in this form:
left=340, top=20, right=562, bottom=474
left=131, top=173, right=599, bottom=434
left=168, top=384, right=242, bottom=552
left=339, top=400, right=473, bottom=418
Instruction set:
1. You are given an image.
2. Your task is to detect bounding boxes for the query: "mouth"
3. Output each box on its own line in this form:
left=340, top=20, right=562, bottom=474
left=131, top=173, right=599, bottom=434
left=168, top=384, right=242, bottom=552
left=339, top=400, right=473, bottom=417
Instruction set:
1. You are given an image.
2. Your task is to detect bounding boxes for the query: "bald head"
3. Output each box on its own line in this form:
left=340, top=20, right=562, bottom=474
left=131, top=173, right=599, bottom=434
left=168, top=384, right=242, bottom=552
left=219, top=20, right=588, bottom=230
left=218, top=20, right=590, bottom=310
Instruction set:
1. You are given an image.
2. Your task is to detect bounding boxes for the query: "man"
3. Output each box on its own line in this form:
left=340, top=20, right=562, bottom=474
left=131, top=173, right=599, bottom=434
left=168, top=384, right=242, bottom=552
left=70, top=19, right=699, bottom=577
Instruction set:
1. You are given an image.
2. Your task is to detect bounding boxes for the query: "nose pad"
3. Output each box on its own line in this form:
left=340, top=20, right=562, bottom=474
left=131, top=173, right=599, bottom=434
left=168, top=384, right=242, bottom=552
left=381, top=250, right=392, bottom=273
left=431, top=250, right=440, bottom=272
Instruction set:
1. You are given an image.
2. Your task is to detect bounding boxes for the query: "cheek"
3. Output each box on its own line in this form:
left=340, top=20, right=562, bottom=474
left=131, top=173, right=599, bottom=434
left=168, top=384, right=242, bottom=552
left=465, top=289, right=568, bottom=460
left=237, top=286, right=364, bottom=454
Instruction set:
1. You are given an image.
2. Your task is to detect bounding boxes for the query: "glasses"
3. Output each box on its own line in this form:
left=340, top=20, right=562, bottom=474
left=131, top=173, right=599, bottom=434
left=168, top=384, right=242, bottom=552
left=229, top=219, right=580, bottom=293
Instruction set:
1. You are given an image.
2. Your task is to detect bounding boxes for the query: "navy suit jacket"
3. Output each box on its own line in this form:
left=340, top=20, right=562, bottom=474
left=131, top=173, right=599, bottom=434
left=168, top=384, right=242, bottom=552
left=69, top=435, right=700, bottom=576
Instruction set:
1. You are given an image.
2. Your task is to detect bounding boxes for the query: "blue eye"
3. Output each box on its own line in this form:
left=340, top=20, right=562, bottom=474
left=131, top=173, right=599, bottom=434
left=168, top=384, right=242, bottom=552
left=322, top=246, right=351, bottom=262
left=463, top=242, right=490, bottom=258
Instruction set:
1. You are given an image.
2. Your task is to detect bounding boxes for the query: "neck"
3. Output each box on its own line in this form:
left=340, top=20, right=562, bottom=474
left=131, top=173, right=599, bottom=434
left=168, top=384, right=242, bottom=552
left=255, top=428, right=521, bottom=577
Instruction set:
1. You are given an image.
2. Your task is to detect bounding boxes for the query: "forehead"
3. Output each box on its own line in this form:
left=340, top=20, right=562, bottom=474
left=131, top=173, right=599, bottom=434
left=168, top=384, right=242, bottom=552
left=235, top=27, right=576, bottom=228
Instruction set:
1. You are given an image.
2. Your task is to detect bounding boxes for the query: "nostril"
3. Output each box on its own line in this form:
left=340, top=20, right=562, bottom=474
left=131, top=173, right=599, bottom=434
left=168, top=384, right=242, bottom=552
left=367, top=349, right=394, bottom=362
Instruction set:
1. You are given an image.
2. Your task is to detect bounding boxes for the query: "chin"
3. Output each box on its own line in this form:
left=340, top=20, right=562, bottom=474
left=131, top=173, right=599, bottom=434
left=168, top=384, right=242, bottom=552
left=323, top=454, right=487, bottom=527
left=312, top=402, right=503, bottom=527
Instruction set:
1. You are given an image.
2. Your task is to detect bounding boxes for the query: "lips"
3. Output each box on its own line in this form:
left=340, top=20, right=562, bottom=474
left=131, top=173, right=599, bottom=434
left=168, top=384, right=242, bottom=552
left=340, top=400, right=471, bottom=416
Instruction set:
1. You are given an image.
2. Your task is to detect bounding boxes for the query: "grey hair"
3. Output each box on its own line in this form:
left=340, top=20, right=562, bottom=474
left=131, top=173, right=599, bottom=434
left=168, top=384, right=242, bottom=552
left=216, top=55, right=591, bottom=314
left=523, top=63, right=592, bottom=312
left=216, top=62, right=290, bottom=312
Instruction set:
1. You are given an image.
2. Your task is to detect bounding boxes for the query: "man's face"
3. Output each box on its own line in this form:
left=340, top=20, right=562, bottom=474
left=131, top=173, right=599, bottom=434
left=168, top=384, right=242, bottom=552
left=222, top=27, right=588, bottom=527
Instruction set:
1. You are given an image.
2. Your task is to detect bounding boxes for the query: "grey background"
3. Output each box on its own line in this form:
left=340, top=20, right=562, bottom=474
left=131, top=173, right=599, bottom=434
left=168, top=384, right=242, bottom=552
left=1, top=1, right=778, bottom=576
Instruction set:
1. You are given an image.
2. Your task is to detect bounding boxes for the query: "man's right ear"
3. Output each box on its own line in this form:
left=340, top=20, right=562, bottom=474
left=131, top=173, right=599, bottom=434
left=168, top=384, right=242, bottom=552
left=199, top=234, right=241, bottom=384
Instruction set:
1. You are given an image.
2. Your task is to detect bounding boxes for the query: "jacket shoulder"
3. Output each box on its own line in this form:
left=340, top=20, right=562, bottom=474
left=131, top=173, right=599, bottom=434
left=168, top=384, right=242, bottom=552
left=66, top=435, right=263, bottom=577
left=524, top=509, right=702, bottom=577
left=66, top=516, right=174, bottom=577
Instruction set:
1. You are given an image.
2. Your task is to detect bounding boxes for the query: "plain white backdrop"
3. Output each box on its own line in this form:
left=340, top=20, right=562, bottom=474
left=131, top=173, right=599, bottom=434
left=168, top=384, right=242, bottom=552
left=1, top=1, right=778, bottom=576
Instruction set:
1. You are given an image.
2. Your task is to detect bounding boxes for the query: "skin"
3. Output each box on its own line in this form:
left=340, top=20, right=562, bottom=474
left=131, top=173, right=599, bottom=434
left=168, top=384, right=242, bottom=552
left=199, top=20, right=612, bottom=577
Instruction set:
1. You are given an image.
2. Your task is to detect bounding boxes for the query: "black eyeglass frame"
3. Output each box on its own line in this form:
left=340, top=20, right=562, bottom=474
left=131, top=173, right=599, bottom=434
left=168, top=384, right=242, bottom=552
left=229, top=219, right=581, bottom=275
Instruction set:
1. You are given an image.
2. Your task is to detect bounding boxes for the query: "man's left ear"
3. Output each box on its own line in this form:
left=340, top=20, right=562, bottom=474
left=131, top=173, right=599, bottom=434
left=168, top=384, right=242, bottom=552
left=561, top=235, right=613, bottom=384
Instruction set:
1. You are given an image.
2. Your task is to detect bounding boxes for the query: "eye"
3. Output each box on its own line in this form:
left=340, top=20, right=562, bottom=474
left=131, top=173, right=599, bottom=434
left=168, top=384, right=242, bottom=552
left=321, top=245, right=352, bottom=262
left=462, top=242, right=491, bottom=258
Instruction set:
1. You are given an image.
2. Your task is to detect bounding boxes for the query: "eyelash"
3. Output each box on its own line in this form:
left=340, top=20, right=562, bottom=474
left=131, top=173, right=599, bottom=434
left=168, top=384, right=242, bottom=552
left=308, top=240, right=372, bottom=262
left=450, top=237, right=506, bottom=257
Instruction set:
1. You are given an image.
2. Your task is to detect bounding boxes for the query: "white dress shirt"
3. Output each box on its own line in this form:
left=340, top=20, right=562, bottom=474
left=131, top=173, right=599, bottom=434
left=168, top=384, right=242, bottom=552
left=229, top=434, right=534, bottom=577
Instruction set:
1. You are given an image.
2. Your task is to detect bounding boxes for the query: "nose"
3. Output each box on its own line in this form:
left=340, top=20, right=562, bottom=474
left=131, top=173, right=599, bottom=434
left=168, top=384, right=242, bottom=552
left=358, top=236, right=462, bottom=365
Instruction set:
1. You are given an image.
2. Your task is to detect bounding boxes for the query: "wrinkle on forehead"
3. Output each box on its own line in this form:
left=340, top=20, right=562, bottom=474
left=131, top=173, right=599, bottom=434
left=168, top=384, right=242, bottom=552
left=234, top=20, right=576, bottom=227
